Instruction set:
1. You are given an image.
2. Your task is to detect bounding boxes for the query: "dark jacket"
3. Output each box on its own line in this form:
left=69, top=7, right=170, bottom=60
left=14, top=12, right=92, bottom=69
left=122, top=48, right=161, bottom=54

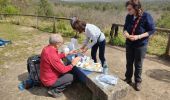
left=124, top=12, right=155, bottom=47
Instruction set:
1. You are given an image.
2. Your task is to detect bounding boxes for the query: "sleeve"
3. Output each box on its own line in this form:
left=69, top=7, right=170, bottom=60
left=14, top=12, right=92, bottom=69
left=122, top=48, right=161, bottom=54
left=48, top=53, right=73, bottom=74
left=83, top=37, right=90, bottom=46
left=146, top=13, right=156, bottom=36
left=123, top=15, right=129, bottom=32
left=58, top=53, right=66, bottom=59
left=87, top=33, right=97, bottom=49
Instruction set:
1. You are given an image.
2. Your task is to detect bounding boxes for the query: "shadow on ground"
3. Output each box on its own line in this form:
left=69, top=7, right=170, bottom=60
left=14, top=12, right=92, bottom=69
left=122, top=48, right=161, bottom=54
left=146, top=55, right=170, bottom=67
left=146, top=69, right=170, bottom=83
left=18, top=72, right=92, bottom=100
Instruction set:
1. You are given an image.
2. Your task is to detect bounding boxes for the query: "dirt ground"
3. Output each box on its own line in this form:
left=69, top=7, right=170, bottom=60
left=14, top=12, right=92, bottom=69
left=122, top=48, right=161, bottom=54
left=0, top=25, right=170, bottom=100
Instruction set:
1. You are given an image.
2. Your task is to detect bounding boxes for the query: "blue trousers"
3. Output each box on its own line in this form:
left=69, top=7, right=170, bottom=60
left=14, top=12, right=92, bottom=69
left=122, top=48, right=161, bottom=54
left=91, top=40, right=106, bottom=67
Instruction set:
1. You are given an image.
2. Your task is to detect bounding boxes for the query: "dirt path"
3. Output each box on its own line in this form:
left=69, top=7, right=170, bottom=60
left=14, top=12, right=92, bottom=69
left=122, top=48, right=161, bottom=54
left=105, top=46, right=170, bottom=100
left=0, top=25, right=170, bottom=100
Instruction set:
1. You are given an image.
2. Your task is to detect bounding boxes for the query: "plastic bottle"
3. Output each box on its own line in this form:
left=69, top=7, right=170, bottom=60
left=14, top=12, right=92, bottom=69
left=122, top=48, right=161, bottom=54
left=103, top=62, right=108, bottom=74
left=18, top=82, right=25, bottom=91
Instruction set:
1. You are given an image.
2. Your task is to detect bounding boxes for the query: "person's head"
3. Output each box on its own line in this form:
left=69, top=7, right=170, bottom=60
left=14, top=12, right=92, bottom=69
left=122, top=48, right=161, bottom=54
left=70, top=17, right=86, bottom=33
left=49, top=34, right=63, bottom=48
left=126, top=0, right=143, bottom=16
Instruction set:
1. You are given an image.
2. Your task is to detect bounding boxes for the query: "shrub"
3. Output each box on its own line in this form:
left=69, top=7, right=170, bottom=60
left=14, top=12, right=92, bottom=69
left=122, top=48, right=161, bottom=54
left=3, top=5, right=19, bottom=14
left=37, top=0, right=54, bottom=16
left=56, top=21, right=76, bottom=37
left=109, top=33, right=126, bottom=47
left=103, top=27, right=111, bottom=37
left=147, top=33, right=168, bottom=55
left=157, top=12, right=170, bottom=28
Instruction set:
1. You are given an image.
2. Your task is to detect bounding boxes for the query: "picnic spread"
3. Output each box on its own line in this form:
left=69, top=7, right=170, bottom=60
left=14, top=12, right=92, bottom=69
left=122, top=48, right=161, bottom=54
left=18, top=38, right=118, bottom=91
left=63, top=38, right=118, bottom=86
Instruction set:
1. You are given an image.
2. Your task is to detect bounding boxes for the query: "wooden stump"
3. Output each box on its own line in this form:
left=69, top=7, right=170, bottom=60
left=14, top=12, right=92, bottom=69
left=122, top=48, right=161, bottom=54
left=166, top=34, right=170, bottom=56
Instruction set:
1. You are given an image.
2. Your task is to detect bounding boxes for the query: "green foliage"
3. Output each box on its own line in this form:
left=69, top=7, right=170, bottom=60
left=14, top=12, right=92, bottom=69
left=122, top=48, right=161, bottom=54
left=157, top=12, right=170, bottom=28
left=37, top=0, right=54, bottom=16
left=2, top=5, right=19, bottom=14
left=39, top=25, right=53, bottom=33
left=0, top=0, right=19, bottom=14
left=103, top=28, right=111, bottom=37
left=109, top=33, right=125, bottom=47
left=0, top=0, right=10, bottom=7
left=56, top=21, right=76, bottom=37
left=147, top=33, right=168, bottom=55
left=57, top=2, right=125, bottom=11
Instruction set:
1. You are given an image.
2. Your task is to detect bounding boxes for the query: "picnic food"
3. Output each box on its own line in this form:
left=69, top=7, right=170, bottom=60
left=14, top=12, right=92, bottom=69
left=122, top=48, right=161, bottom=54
left=76, top=56, right=103, bottom=72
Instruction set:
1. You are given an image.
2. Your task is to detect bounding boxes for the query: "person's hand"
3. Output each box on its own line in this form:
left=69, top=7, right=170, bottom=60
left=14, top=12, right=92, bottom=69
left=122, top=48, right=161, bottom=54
left=82, top=47, right=88, bottom=54
left=68, top=50, right=77, bottom=54
left=71, top=57, right=81, bottom=66
left=129, top=35, right=140, bottom=41
left=124, top=31, right=130, bottom=39
left=80, top=45, right=86, bottom=50
left=65, top=50, right=79, bottom=56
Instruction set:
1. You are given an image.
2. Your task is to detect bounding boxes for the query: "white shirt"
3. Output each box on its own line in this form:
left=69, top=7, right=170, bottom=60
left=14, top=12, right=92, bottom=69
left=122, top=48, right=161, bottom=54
left=83, top=24, right=105, bottom=49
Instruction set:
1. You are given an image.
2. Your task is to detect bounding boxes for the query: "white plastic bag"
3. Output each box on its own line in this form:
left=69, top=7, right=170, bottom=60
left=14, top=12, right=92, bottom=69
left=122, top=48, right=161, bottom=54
left=68, top=38, right=78, bottom=50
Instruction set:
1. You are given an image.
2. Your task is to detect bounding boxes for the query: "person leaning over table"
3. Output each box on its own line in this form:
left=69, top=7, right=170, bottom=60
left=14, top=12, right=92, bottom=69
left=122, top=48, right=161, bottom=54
left=123, top=0, right=155, bottom=91
left=40, top=34, right=81, bottom=98
left=70, top=17, right=107, bottom=67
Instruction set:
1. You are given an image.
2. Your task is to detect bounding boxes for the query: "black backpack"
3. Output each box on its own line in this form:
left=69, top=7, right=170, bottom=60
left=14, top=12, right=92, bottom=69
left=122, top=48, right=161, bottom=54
left=27, top=55, right=42, bottom=86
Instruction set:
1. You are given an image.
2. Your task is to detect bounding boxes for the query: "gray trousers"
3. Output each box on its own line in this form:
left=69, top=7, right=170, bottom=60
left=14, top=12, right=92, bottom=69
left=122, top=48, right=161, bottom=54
left=49, top=73, right=73, bottom=91
left=125, top=45, right=147, bottom=83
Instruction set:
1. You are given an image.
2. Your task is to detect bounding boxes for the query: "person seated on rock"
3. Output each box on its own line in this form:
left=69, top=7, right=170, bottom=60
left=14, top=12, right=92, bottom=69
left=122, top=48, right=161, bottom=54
left=40, top=34, right=80, bottom=98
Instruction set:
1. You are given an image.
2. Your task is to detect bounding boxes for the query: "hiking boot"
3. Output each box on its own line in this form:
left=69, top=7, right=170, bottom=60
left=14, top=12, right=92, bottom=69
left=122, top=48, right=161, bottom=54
left=135, top=82, right=141, bottom=91
left=48, top=89, right=63, bottom=98
left=124, top=79, right=133, bottom=85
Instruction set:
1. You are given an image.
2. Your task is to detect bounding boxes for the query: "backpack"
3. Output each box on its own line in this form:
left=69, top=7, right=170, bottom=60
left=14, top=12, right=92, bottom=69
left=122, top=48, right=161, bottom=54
left=27, top=55, right=42, bottom=86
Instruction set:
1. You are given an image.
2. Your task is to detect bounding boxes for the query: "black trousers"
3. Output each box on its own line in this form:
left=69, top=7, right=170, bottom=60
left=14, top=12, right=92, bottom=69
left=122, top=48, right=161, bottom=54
left=91, top=40, right=106, bottom=67
left=49, top=73, right=73, bottom=92
left=125, top=44, right=147, bottom=83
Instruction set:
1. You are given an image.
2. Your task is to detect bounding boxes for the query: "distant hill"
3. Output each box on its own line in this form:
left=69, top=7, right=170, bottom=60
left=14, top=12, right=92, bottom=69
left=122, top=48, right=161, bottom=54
left=50, top=0, right=163, bottom=3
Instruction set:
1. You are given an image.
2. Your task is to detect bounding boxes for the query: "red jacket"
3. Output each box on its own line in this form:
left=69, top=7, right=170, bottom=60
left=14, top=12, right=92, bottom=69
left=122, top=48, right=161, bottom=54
left=40, top=45, right=73, bottom=86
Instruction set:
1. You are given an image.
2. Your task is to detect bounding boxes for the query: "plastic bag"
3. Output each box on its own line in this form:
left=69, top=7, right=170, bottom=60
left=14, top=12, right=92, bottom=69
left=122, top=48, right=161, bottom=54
left=68, top=38, right=78, bottom=50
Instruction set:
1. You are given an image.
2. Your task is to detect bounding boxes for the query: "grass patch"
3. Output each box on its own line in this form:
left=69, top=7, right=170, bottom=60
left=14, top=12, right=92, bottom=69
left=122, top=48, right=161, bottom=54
left=109, top=32, right=126, bottom=47
left=0, top=23, right=42, bottom=75
left=147, top=33, right=168, bottom=55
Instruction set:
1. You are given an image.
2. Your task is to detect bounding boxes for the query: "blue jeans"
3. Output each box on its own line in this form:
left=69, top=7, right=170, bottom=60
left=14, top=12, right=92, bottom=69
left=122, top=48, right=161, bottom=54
left=91, top=40, right=106, bottom=67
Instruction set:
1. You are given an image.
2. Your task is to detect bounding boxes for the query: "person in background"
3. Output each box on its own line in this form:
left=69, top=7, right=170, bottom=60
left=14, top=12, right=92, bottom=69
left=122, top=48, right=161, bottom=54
left=40, top=34, right=80, bottom=98
left=123, top=0, right=155, bottom=91
left=70, top=17, right=106, bottom=67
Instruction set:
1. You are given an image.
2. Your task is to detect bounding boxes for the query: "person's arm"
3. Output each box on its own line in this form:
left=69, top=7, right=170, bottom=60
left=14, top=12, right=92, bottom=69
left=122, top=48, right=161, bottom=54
left=58, top=53, right=66, bottom=59
left=87, top=34, right=97, bottom=49
left=145, top=13, right=156, bottom=36
left=131, top=14, right=156, bottom=41
left=82, top=37, right=90, bottom=49
left=129, top=32, right=149, bottom=41
left=123, top=15, right=130, bottom=38
left=49, top=53, right=73, bottom=74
